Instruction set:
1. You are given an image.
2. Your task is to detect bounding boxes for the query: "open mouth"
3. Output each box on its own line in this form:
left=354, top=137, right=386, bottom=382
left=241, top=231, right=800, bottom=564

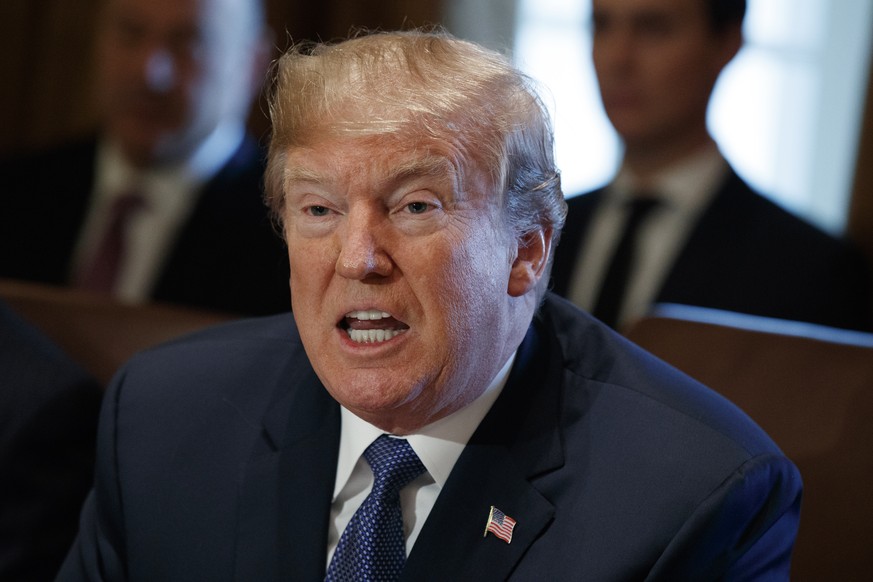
left=340, top=310, right=410, bottom=344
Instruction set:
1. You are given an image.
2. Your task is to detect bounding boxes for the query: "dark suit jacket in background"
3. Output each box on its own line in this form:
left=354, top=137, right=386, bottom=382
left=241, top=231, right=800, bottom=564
left=551, top=169, right=873, bottom=331
left=0, top=136, right=290, bottom=316
left=0, top=300, right=103, bottom=582
left=58, top=294, right=802, bottom=581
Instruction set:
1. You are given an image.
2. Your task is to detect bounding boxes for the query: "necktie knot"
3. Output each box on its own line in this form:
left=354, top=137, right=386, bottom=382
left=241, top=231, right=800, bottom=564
left=365, top=435, right=426, bottom=497
left=113, top=189, right=147, bottom=214
left=591, top=194, right=661, bottom=329
left=624, top=195, right=660, bottom=228
left=325, top=435, right=424, bottom=582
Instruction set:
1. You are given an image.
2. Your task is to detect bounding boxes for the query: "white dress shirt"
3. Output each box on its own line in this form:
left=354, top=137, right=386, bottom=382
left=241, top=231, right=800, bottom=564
left=326, top=352, right=516, bottom=567
left=71, top=122, right=245, bottom=303
left=568, top=144, right=729, bottom=328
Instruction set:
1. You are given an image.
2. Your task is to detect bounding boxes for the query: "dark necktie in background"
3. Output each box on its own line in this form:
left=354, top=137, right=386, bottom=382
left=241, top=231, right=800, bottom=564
left=75, top=190, right=146, bottom=294
left=325, top=435, right=426, bottom=582
left=591, top=196, right=660, bottom=329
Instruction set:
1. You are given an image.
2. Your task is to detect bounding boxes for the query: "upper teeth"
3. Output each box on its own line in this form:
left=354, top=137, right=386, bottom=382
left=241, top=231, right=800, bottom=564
left=346, top=310, right=392, bottom=320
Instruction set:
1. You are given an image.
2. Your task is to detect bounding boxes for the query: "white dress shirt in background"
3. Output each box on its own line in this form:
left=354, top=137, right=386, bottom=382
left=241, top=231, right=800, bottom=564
left=568, top=144, right=729, bottom=328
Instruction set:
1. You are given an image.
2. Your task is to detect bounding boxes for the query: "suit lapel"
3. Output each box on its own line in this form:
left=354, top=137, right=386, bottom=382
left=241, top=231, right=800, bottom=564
left=655, top=169, right=749, bottom=303
left=402, top=443, right=556, bottom=580
left=403, top=321, right=564, bottom=580
left=234, top=352, right=340, bottom=582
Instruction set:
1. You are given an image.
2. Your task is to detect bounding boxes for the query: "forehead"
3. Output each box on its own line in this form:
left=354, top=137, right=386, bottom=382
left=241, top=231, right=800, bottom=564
left=284, top=135, right=468, bottom=188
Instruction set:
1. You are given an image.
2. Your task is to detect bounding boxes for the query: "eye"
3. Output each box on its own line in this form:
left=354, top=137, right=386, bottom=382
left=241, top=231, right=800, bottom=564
left=406, top=201, right=430, bottom=214
left=306, top=205, right=331, bottom=217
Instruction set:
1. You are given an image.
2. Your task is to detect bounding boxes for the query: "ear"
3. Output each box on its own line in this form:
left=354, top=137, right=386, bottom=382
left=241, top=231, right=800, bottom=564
left=508, top=227, right=553, bottom=297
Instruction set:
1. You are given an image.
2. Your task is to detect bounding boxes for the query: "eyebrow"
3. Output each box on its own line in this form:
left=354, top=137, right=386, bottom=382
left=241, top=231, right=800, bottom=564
left=389, top=155, right=458, bottom=183
left=283, top=154, right=461, bottom=189
left=283, top=165, right=325, bottom=185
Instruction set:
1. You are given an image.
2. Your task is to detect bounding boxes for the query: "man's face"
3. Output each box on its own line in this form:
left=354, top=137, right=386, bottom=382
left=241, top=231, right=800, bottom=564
left=591, top=0, right=738, bottom=150
left=95, top=0, right=259, bottom=166
left=281, top=134, right=532, bottom=433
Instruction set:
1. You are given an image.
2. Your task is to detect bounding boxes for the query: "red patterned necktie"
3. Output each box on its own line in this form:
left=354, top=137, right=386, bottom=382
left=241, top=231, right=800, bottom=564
left=75, top=190, right=146, bottom=294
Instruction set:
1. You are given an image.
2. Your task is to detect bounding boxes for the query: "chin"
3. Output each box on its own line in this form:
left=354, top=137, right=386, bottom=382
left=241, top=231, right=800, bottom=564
left=329, top=374, right=406, bottom=404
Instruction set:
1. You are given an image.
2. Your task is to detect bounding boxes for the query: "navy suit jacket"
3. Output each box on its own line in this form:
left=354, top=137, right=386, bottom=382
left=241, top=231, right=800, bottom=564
left=58, top=294, right=801, bottom=581
left=551, top=169, right=873, bottom=331
left=0, top=136, right=290, bottom=316
left=0, top=300, right=103, bottom=582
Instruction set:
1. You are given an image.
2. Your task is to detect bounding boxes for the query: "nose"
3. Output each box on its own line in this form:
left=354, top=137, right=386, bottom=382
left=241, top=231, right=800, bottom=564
left=143, top=48, right=176, bottom=93
left=335, top=209, right=393, bottom=280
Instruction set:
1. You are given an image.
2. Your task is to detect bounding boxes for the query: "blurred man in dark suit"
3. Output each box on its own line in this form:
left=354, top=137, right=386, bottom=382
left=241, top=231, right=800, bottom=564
left=551, top=0, right=873, bottom=331
left=0, top=0, right=289, bottom=315
left=0, top=300, right=102, bottom=582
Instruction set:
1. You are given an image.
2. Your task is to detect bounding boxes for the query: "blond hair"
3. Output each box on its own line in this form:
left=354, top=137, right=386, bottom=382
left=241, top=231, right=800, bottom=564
left=265, top=30, right=566, bottom=295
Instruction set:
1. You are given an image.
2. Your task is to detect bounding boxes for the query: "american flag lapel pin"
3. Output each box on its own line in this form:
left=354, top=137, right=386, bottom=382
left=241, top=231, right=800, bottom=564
left=483, top=505, right=517, bottom=544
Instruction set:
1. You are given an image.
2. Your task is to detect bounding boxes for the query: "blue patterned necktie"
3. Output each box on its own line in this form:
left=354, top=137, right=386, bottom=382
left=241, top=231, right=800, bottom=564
left=325, top=435, right=426, bottom=582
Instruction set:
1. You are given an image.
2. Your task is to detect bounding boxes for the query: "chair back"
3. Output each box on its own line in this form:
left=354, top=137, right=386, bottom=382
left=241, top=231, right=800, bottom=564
left=0, top=279, right=235, bottom=386
left=625, top=304, right=873, bottom=581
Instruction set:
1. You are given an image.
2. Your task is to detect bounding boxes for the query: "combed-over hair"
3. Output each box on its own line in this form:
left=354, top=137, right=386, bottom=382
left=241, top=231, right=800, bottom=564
left=264, top=29, right=566, bottom=291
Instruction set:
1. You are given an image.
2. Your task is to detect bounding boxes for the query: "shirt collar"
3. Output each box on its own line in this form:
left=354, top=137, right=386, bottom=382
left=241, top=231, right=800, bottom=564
left=332, top=352, right=517, bottom=500
left=96, top=121, right=245, bottom=195
left=94, top=122, right=246, bottom=220
left=612, top=144, right=728, bottom=215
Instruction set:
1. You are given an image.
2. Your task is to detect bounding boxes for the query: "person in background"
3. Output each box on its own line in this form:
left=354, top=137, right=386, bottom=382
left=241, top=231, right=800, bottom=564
left=57, top=30, right=800, bottom=581
left=0, top=301, right=102, bottom=582
left=551, top=0, right=873, bottom=331
left=0, top=0, right=289, bottom=316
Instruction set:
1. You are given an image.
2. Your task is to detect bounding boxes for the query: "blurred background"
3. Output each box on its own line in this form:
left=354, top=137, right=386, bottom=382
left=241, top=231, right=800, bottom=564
left=1, top=0, right=872, bottom=267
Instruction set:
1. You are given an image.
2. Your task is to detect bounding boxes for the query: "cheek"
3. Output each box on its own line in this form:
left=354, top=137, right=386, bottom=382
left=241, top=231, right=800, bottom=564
left=653, top=44, right=715, bottom=85
left=184, top=74, right=216, bottom=112
left=434, top=227, right=511, bottom=317
left=287, top=241, right=333, bottom=303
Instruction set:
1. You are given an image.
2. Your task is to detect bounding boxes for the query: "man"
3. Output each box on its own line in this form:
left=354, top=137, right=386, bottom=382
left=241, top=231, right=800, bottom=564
left=58, top=31, right=801, bottom=580
left=0, top=301, right=103, bottom=582
left=551, top=0, right=873, bottom=331
left=0, top=0, right=289, bottom=316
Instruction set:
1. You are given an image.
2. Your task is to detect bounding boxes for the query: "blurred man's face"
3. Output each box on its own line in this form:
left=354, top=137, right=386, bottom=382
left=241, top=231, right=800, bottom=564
left=95, top=0, right=262, bottom=166
left=280, top=131, right=539, bottom=434
left=591, top=0, right=740, bottom=151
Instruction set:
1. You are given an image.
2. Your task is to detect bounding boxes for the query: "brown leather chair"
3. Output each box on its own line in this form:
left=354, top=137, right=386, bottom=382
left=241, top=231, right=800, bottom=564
left=624, top=303, right=873, bottom=581
left=0, top=279, right=236, bottom=386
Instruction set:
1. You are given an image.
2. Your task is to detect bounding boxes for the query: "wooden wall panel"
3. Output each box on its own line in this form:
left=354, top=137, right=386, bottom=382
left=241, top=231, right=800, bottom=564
left=0, top=0, right=101, bottom=155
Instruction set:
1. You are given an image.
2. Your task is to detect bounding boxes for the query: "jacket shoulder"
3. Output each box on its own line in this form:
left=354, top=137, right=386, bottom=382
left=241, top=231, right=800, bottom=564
left=538, top=294, right=784, bottom=458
